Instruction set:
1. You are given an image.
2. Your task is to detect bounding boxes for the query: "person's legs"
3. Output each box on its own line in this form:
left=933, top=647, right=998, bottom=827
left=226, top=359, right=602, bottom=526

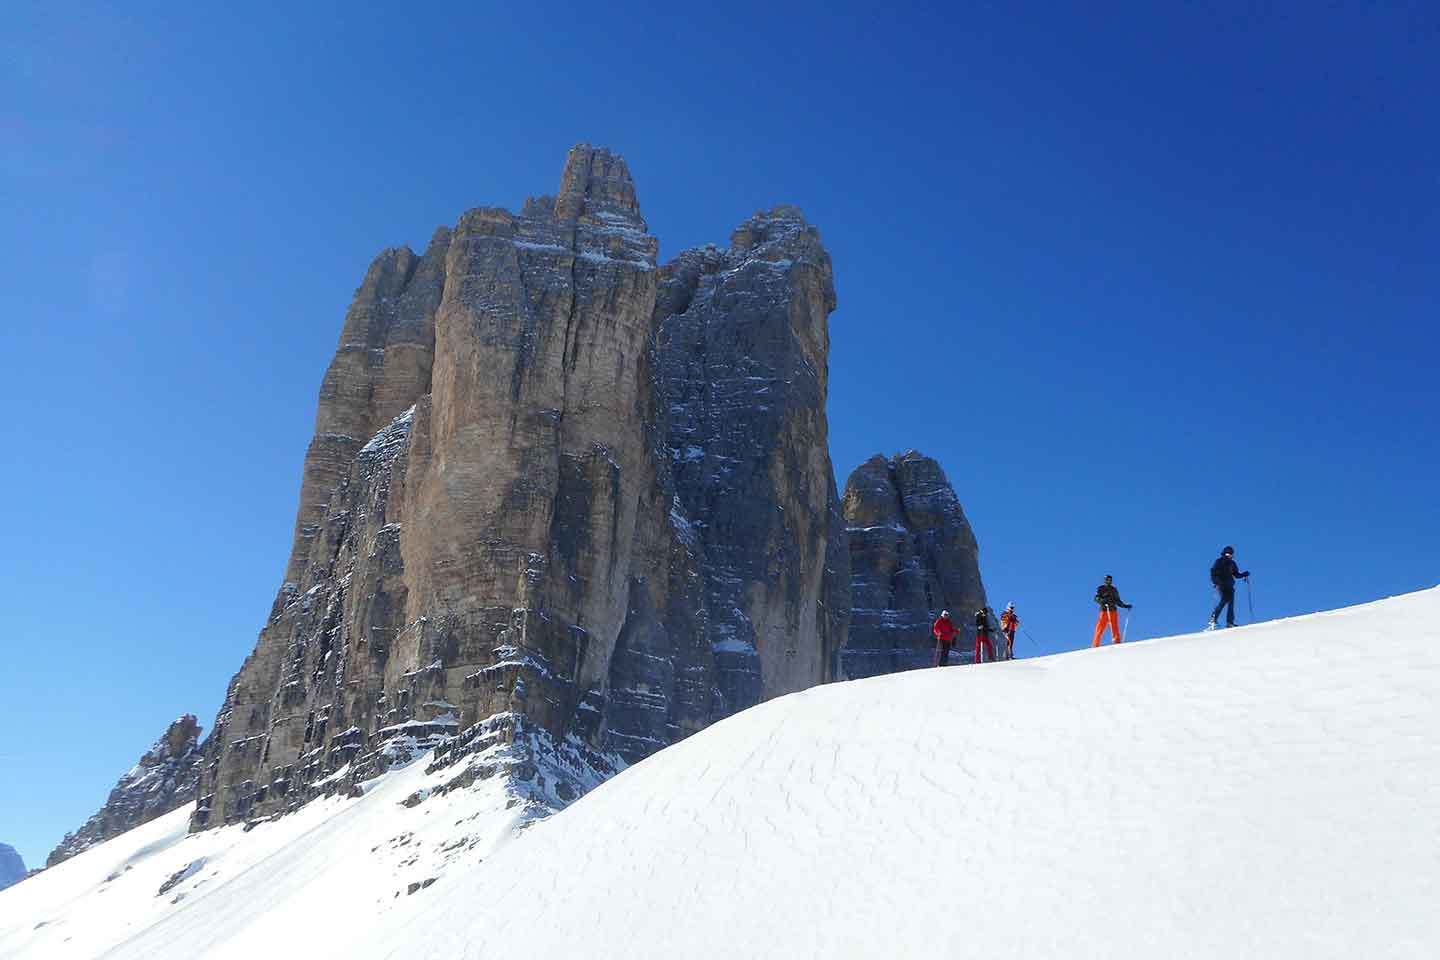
left=1107, top=609, right=1122, bottom=644
left=1221, top=586, right=1236, bottom=626
left=1092, top=612, right=1108, bottom=647
left=1211, top=591, right=1227, bottom=624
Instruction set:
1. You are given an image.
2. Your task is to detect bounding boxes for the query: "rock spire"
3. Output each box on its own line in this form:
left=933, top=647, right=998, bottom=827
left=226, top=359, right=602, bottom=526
left=195, top=145, right=850, bottom=827
left=842, top=451, right=987, bottom=678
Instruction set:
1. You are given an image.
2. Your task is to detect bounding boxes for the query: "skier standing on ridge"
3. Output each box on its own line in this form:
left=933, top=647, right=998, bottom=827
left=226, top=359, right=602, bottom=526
left=1208, top=546, right=1251, bottom=629
left=1000, top=603, right=1020, bottom=660
left=1092, top=575, right=1132, bottom=647
left=932, top=610, right=959, bottom=667
left=974, top=608, right=996, bottom=664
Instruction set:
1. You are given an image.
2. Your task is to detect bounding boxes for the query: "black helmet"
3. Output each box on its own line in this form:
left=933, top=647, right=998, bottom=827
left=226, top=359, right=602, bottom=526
left=1222, top=546, right=1234, bottom=556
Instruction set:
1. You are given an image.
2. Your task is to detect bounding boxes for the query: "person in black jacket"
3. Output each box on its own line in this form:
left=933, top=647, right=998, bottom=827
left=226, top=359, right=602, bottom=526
left=1092, top=575, right=1132, bottom=647
left=1209, top=546, right=1250, bottom=629
left=973, top=608, right=996, bottom=664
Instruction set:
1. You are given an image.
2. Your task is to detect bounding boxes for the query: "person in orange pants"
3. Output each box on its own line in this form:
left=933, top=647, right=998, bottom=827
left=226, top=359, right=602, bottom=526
left=1092, top=575, right=1132, bottom=647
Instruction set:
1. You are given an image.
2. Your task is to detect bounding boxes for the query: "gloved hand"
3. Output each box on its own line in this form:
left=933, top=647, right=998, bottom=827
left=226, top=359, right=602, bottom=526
left=1123, top=603, right=1133, bottom=609
left=1241, top=571, right=1251, bottom=579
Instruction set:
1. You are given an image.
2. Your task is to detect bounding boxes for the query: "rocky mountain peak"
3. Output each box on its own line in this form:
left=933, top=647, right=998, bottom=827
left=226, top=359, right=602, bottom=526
left=150, top=714, right=202, bottom=764
left=195, top=145, right=848, bottom=828
left=46, top=714, right=205, bottom=868
left=555, top=142, right=641, bottom=220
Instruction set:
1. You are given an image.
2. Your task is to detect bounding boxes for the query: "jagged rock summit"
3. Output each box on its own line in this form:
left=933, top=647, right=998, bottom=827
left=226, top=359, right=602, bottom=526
left=0, top=844, right=24, bottom=891
left=46, top=715, right=203, bottom=868
left=842, top=451, right=986, bottom=677
left=197, top=144, right=850, bottom=829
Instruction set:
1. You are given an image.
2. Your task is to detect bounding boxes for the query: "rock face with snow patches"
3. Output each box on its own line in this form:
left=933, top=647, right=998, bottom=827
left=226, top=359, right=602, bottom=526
left=196, top=145, right=848, bottom=828
left=46, top=716, right=204, bottom=868
left=656, top=209, right=850, bottom=712
left=841, top=452, right=986, bottom=678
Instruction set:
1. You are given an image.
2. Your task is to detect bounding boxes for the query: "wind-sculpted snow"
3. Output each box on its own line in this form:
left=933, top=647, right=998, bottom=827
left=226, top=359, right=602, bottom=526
left=5, top=588, right=1437, bottom=958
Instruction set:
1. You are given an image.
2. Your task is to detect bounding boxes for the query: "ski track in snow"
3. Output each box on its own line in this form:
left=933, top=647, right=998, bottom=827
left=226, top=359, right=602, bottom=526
left=3, top=589, right=1438, bottom=959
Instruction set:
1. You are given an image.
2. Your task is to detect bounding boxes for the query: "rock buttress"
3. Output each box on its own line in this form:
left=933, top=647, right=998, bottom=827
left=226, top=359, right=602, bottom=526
left=656, top=207, right=851, bottom=713
left=842, top=451, right=986, bottom=677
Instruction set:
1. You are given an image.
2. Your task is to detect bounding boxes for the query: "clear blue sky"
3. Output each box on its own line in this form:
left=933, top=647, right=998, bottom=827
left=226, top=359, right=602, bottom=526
left=3, top=2, right=1436, bottom=868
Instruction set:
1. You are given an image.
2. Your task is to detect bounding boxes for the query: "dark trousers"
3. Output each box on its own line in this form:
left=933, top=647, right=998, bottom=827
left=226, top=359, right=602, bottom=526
left=1212, top=585, right=1236, bottom=626
left=933, top=640, right=953, bottom=667
left=1002, top=629, right=1016, bottom=659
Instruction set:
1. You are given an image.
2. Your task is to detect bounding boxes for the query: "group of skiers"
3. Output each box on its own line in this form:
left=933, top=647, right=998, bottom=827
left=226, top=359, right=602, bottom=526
left=930, top=546, right=1253, bottom=666
left=931, top=602, right=1021, bottom=666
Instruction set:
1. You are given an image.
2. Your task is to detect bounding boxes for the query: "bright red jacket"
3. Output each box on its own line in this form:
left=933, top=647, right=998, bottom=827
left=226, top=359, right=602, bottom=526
left=932, top=615, right=958, bottom=643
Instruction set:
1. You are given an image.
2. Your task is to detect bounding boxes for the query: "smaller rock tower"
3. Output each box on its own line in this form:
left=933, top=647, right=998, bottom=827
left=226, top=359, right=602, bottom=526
left=842, top=451, right=987, bottom=678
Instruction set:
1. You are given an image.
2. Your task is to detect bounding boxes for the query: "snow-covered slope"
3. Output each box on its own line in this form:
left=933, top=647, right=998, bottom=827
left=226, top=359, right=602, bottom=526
left=5, top=589, right=1437, bottom=959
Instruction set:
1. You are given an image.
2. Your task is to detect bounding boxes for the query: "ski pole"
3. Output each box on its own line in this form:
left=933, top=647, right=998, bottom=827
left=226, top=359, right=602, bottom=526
left=1122, top=612, right=1132, bottom=642
left=1246, top=578, right=1254, bottom=621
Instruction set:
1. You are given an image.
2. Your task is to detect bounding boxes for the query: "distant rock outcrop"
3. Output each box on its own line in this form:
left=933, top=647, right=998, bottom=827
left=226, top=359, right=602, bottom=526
left=46, top=715, right=203, bottom=868
left=0, top=844, right=25, bottom=890
left=842, top=452, right=987, bottom=678
left=196, top=145, right=849, bottom=828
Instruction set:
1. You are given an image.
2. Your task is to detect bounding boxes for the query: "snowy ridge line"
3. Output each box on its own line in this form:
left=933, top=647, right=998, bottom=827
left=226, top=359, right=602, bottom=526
left=5, top=587, right=1438, bottom=959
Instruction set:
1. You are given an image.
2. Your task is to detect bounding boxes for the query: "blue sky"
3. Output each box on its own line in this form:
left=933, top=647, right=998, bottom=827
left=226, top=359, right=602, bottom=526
left=2, top=1, right=1436, bottom=867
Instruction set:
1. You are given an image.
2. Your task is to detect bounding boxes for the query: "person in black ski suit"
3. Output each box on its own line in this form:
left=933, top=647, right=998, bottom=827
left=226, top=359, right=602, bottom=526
left=1209, top=546, right=1250, bottom=628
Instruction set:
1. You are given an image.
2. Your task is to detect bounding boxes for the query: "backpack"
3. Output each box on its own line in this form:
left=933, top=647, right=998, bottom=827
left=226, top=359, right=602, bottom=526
left=1210, top=557, right=1226, bottom=586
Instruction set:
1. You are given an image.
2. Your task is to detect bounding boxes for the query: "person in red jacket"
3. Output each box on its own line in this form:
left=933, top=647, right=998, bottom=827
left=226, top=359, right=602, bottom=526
left=932, top=610, right=959, bottom=666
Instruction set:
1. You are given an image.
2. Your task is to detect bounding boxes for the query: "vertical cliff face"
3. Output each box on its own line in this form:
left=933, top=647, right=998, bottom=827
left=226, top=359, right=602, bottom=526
left=198, top=146, right=847, bottom=828
left=842, top=452, right=986, bottom=678
left=46, top=715, right=204, bottom=868
left=656, top=208, right=850, bottom=713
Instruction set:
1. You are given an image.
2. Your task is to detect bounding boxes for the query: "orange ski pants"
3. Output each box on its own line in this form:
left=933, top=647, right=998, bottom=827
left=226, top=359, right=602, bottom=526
left=1092, top=609, right=1122, bottom=647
